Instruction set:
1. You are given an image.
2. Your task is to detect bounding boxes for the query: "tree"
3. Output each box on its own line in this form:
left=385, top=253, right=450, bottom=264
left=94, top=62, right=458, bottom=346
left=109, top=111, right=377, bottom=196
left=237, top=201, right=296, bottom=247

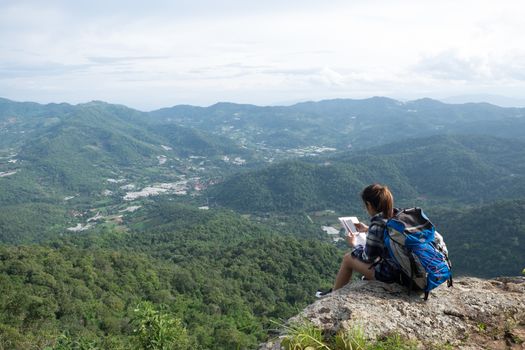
left=131, top=301, right=190, bottom=350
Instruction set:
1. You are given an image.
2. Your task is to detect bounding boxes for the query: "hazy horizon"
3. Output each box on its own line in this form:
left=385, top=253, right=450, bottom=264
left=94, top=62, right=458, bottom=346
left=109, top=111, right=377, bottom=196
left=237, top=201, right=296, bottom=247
left=2, top=0, right=525, bottom=110
left=4, top=93, right=525, bottom=112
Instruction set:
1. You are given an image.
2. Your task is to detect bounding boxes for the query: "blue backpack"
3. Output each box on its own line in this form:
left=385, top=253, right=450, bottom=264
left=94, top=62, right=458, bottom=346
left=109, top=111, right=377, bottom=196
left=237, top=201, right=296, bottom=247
left=383, top=208, right=453, bottom=300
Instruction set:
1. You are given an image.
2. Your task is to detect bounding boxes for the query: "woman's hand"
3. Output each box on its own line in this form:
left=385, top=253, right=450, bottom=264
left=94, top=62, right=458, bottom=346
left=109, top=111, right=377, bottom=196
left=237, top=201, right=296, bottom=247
left=354, top=223, right=369, bottom=232
left=345, top=232, right=357, bottom=247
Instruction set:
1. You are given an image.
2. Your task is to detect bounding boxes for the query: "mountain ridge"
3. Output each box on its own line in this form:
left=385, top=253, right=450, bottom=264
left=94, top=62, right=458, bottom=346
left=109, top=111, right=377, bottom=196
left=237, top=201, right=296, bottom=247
left=3, top=95, right=525, bottom=116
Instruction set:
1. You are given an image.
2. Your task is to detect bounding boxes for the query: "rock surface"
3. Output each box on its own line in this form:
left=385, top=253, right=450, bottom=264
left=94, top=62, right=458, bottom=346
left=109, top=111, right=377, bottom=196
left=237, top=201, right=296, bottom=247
left=261, top=277, right=525, bottom=349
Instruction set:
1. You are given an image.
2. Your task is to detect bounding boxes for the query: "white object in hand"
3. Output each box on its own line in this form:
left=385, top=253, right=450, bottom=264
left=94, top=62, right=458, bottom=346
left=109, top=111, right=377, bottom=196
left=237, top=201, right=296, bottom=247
left=338, top=216, right=360, bottom=234
left=339, top=216, right=367, bottom=247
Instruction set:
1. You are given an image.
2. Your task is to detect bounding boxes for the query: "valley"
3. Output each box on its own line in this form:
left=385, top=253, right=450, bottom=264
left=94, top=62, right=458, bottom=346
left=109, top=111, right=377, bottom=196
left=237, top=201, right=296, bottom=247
left=0, top=96, right=524, bottom=349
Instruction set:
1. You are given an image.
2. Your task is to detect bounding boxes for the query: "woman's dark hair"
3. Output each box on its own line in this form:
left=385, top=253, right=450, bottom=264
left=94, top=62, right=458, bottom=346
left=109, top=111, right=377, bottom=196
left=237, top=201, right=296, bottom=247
left=361, top=183, right=394, bottom=219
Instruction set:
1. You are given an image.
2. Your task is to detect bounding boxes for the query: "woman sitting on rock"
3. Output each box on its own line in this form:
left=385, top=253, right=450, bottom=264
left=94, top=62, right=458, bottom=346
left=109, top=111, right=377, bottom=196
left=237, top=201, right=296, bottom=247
left=317, top=183, right=400, bottom=296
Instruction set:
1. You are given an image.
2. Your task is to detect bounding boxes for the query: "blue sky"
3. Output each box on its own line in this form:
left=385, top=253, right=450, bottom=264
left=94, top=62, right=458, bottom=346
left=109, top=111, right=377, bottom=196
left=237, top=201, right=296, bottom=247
left=1, top=0, right=525, bottom=110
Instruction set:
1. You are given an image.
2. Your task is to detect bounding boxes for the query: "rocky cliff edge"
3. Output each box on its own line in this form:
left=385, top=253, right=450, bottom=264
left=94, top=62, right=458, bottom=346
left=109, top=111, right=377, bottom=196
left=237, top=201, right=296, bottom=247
left=261, top=277, right=525, bottom=349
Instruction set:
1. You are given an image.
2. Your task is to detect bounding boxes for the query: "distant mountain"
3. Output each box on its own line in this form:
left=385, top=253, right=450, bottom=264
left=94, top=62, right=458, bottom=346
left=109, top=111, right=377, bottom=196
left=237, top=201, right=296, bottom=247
left=18, top=106, right=159, bottom=192
left=0, top=97, right=75, bottom=119
left=0, top=98, right=252, bottom=198
left=0, top=98, right=74, bottom=148
left=150, top=97, right=525, bottom=149
left=149, top=123, right=247, bottom=157
left=0, top=98, right=148, bottom=149
left=211, top=135, right=525, bottom=213
left=4, top=96, right=525, bottom=160
left=442, top=94, right=525, bottom=108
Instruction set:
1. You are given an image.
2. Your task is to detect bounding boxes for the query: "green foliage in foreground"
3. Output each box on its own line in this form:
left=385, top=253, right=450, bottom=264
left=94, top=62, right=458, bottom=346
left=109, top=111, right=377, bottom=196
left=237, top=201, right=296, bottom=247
left=43, top=302, right=191, bottom=350
left=130, top=301, right=191, bottom=350
left=0, top=245, right=171, bottom=349
left=279, top=320, right=419, bottom=350
left=0, top=205, right=342, bottom=349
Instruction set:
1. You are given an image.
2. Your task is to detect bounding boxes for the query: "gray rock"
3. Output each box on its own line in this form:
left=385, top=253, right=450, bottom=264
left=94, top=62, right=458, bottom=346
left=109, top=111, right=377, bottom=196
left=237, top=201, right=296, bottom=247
left=260, top=277, right=525, bottom=349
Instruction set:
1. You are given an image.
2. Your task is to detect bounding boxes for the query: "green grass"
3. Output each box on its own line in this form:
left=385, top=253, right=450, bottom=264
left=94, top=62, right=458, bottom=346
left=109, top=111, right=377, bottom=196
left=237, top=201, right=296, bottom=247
left=334, top=326, right=368, bottom=350
left=279, top=320, right=330, bottom=350
left=369, top=334, right=418, bottom=350
left=279, top=321, right=419, bottom=350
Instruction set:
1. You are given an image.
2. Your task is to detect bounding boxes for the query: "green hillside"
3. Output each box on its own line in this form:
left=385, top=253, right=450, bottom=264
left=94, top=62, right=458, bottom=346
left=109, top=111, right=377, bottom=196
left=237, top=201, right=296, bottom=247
left=349, top=135, right=525, bottom=202
left=0, top=99, right=73, bottom=148
left=0, top=203, right=68, bottom=244
left=211, top=135, right=525, bottom=213
left=149, top=123, right=249, bottom=157
left=431, top=199, right=525, bottom=277
left=19, top=108, right=158, bottom=193
left=0, top=205, right=341, bottom=349
left=1, top=98, right=256, bottom=201
left=0, top=99, right=147, bottom=149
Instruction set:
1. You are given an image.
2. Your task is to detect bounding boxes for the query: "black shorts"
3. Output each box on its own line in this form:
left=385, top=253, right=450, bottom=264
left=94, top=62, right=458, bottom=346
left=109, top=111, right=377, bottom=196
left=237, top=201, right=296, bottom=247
left=351, top=246, right=400, bottom=283
left=373, top=260, right=401, bottom=283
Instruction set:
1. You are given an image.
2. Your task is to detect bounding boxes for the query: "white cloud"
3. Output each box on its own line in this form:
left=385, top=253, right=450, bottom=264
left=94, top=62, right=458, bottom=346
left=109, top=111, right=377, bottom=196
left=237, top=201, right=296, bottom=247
left=414, top=49, right=525, bottom=83
left=1, top=0, right=525, bottom=109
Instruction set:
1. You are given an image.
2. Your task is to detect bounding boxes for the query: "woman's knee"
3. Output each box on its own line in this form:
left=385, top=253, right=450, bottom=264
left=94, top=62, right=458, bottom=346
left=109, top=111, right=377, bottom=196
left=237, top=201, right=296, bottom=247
left=343, top=252, right=356, bottom=266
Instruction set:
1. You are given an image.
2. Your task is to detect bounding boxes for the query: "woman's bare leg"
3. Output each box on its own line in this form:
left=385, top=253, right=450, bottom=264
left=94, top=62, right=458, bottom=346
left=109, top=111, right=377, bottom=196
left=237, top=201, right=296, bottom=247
left=333, top=253, right=376, bottom=290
